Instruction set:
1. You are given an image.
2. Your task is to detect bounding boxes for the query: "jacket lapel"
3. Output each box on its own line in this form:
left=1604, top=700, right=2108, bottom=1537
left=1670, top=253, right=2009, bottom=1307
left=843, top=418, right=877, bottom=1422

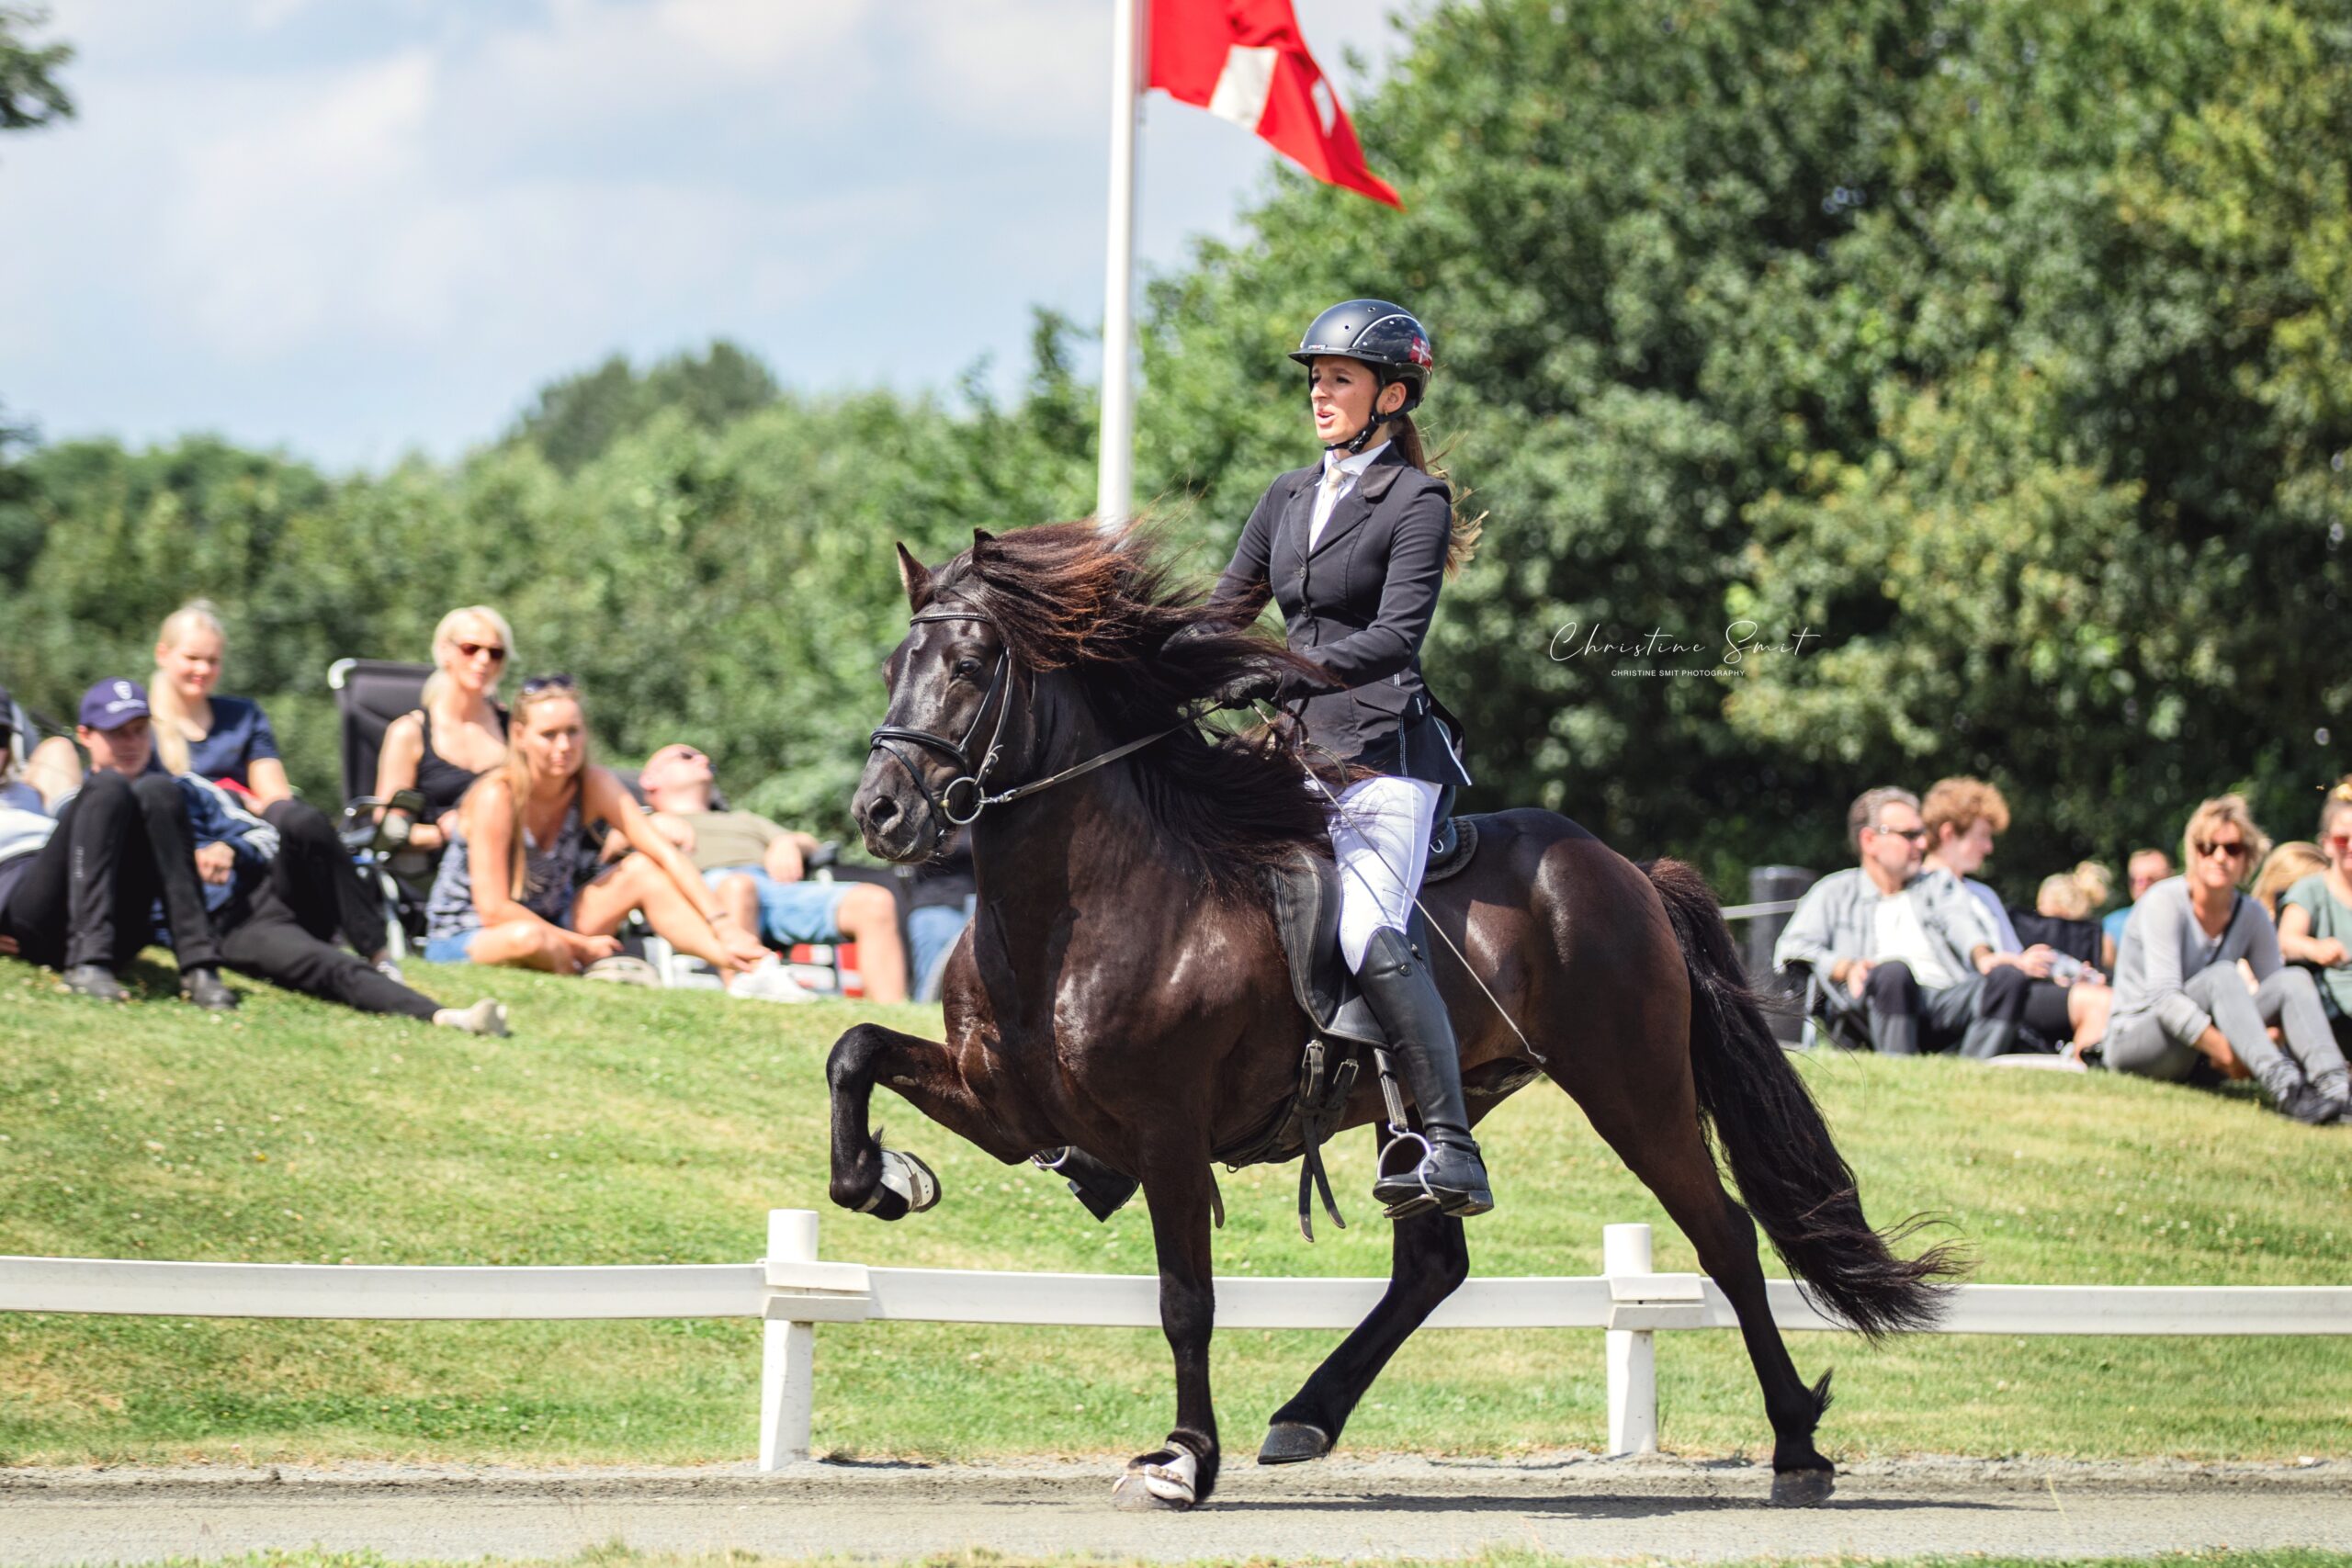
left=1307, top=445, right=1408, bottom=561
left=1277, top=468, right=1317, bottom=569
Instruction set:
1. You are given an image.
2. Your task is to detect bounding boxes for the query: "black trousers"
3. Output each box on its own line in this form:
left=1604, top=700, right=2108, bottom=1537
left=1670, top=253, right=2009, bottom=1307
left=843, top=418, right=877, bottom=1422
left=219, top=877, right=439, bottom=1021
left=0, top=772, right=223, bottom=972
left=261, top=797, right=388, bottom=960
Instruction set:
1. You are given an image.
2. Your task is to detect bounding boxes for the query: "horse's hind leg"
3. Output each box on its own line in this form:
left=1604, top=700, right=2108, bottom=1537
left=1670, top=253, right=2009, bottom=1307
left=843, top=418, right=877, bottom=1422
left=1570, top=1078, right=1835, bottom=1504
left=827, top=1021, right=1031, bottom=1220
left=1261, top=1130, right=1470, bottom=1464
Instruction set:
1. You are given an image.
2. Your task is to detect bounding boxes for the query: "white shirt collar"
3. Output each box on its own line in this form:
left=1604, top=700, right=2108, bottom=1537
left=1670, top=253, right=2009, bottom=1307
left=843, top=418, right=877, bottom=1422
left=1322, top=440, right=1391, bottom=482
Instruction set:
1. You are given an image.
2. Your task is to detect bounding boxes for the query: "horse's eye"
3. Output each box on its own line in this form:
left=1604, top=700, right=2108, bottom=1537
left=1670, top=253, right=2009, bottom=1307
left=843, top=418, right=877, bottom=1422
left=954, top=656, right=982, bottom=680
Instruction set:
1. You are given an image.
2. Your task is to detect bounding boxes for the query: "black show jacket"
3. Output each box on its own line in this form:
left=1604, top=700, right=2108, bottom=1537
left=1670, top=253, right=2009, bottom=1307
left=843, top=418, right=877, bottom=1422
left=1211, top=443, right=1473, bottom=788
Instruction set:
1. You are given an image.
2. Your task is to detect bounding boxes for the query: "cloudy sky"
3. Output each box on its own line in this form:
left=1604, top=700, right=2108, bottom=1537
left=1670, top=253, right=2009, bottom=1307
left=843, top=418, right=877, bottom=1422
left=0, top=1, right=1410, bottom=468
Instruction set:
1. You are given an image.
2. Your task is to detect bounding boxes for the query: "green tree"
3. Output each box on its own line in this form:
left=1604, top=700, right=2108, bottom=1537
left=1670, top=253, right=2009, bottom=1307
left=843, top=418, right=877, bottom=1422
left=0, top=2, right=71, bottom=135
left=507, top=340, right=782, bottom=474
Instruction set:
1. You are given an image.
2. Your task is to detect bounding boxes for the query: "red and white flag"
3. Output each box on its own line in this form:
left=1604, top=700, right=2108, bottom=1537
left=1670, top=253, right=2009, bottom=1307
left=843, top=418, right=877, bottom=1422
left=1147, top=0, right=1403, bottom=209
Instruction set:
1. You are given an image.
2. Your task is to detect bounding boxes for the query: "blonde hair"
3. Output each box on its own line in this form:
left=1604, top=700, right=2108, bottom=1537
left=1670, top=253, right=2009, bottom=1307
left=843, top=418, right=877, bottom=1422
left=1391, top=414, right=1484, bottom=578
left=2255, top=841, right=2329, bottom=917
left=1921, top=776, right=2012, bottom=846
left=2319, top=775, right=2352, bottom=840
left=480, top=679, right=588, bottom=902
left=420, top=605, right=515, bottom=708
left=2036, top=861, right=2111, bottom=921
left=149, top=599, right=229, bottom=777
left=2181, top=794, right=2271, bottom=888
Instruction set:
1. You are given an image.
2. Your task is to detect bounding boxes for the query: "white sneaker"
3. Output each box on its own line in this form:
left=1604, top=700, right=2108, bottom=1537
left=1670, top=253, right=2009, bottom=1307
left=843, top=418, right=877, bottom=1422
left=729, top=955, right=818, bottom=1005
left=432, top=998, right=510, bottom=1036
left=583, top=954, right=662, bottom=987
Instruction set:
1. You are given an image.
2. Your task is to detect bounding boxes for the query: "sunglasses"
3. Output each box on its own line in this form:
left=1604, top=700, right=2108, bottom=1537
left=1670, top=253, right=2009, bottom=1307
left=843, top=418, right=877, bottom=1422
left=1871, top=824, right=1929, bottom=842
left=2330, top=834, right=2352, bottom=852
left=456, top=641, right=507, bottom=662
left=520, top=671, right=578, bottom=696
left=2194, top=839, right=2248, bottom=860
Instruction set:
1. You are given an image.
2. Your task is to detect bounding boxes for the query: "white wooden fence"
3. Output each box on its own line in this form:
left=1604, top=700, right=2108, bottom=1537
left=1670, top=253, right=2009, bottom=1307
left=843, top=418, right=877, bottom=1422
left=5, top=1210, right=2348, bottom=1468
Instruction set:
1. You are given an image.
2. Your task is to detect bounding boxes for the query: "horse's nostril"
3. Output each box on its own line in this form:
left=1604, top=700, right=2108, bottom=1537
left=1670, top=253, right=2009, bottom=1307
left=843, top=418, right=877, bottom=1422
left=867, top=796, right=900, bottom=830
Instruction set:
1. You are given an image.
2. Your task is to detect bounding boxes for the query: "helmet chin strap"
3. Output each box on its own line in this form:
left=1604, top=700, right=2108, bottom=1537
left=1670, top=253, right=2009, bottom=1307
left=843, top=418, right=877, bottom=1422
left=1322, top=376, right=1419, bottom=455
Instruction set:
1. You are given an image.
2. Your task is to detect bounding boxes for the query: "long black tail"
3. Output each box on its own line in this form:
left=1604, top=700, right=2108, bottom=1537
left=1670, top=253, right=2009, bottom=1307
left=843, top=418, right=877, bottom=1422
left=1642, top=857, right=1963, bottom=1337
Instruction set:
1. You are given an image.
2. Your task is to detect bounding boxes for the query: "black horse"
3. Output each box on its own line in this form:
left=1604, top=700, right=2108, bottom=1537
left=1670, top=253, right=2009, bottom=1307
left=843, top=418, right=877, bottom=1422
left=829, top=522, right=1955, bottom=1510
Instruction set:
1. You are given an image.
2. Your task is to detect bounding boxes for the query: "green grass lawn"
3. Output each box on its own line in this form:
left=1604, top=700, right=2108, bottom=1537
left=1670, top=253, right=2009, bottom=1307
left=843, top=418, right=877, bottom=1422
left=72, top=1555, right=2352, bottom=1568
left=2, top=954, right=2347, bottom=1466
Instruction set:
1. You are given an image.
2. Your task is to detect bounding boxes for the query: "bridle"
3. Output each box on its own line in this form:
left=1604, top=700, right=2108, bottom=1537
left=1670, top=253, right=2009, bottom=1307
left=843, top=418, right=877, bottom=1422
left=866, top=600, right=1189, bottom=851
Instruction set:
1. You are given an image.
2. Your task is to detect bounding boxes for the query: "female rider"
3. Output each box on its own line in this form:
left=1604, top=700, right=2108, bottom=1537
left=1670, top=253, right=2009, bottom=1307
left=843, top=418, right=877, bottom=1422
left=1204, top=299, right=1489, bottom=1219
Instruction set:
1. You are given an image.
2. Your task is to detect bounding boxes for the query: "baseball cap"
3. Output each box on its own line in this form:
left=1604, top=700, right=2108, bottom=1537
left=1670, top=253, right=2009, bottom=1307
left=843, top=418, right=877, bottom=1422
left=79, top=678, right=152, bottom=730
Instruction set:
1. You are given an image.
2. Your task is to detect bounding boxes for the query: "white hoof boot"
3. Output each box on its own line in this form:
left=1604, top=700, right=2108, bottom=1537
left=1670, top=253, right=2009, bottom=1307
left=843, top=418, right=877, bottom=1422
left=863, top=1146, right=940, bottom=1214
left=1112, top=1448, right=1197, bottom=1511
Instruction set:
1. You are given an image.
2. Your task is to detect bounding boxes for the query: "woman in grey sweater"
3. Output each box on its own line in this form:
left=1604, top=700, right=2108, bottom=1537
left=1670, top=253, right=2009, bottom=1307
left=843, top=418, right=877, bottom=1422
left=2106, top=795, right=2347, bottom=1123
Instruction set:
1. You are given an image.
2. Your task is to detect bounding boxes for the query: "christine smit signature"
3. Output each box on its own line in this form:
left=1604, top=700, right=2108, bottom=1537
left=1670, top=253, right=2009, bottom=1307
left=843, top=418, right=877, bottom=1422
left=1549, top=620, right=1821, bottom=665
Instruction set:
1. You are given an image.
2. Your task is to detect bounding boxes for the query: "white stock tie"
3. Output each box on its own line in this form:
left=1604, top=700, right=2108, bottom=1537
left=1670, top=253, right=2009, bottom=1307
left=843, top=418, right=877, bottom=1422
left=1310, top=461, right=1348, bottom=549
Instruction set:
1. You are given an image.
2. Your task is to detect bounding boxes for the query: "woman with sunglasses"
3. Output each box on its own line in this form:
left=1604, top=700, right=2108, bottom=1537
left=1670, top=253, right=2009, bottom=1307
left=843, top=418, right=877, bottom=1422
left=375, top=605, right=514, bottom=854
left=2106, top=794, right=2348, bottom=1122
left=2275, top=778, right=2352, bottom=1060
left=421, top=674, right=771, bottom=979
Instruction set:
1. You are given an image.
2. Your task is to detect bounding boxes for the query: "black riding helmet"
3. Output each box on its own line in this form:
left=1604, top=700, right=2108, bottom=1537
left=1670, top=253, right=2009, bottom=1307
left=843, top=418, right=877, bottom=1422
left=1290, top=299, right=1435, bottom=453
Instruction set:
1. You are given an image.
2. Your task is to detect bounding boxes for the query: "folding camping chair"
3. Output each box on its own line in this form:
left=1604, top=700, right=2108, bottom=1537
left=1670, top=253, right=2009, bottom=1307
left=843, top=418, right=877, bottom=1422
left=329, top=659, right=435, bottom=959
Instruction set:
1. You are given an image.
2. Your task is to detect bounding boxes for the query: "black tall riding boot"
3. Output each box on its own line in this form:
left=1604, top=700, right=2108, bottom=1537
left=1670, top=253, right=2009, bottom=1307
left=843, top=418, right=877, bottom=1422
left=1356, top=925, right=1493, bottom=1218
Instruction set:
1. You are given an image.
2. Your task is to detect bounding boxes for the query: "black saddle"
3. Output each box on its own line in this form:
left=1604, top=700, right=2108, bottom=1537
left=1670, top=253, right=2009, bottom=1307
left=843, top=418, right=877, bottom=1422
left=1224, top=812, right=1486, bottom=1237
left=1262, top=814, right=1483, bottom=1050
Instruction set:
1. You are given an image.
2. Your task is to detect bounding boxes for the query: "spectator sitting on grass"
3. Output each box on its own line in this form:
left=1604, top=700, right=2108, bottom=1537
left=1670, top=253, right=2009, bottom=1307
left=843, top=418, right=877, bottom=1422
left=3, top=682, right=85, bottom=811
left=2105, top=794, right=2347, bottom=1123
left=638, top=741, right=909, bottom=1003
left=2276, top=779, right=2352, bottom=1056
left=1774, top=785, right=2029, bottom=1057
left=2102, top=848, right=2172, bottom=954
left=0, top=682, right=232, bottom=1006
left=150, top=599, right=397, bottom=977
left=422, top=680, right=780, bottom=994
left=1920, top=777, right=2109, bottom=1057
left=74, top=679, right=507, bottom=1033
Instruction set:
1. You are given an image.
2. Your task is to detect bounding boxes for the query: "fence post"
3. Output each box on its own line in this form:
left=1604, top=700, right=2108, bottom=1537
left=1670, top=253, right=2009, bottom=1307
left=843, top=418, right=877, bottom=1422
left=758, top=1208, right=819, bottom=1469
left=1604, top=1222, right=1658, bottom=1456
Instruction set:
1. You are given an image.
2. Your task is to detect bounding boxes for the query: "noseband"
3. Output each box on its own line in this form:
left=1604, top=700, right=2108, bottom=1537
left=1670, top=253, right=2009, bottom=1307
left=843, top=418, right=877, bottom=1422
left=867, top=601, right=1193, bottom=850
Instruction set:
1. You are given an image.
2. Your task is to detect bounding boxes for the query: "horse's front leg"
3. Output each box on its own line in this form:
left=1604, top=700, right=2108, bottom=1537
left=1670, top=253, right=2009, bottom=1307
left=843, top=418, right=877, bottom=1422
left=827, top=1021, right=1032, bottom=1222
left=1111, top=1156, right=1222, bottom=1512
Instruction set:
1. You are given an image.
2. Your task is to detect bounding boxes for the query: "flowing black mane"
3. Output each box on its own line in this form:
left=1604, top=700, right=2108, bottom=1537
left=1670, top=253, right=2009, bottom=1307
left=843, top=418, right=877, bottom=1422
left=925, top=520, right=1331, bottom=894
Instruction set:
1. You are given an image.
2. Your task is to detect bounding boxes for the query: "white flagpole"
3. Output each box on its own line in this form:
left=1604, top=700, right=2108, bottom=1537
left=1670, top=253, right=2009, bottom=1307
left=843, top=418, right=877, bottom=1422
left=1095, top=0, right=1143, bottom=528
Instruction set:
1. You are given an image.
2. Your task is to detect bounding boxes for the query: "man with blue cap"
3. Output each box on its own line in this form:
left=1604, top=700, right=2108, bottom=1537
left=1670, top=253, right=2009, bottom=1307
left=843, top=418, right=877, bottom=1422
left=0, top=680, right=237, bottom=1006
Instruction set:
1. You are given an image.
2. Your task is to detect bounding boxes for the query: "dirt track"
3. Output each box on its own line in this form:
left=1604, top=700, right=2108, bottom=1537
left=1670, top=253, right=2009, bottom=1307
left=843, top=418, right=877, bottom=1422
left=2, top=1454, right=2346, bottom=1564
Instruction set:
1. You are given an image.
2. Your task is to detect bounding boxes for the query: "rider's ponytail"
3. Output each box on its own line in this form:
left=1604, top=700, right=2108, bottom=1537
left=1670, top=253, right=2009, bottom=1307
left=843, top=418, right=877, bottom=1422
left=1393, top=414, right=1484, bottom=580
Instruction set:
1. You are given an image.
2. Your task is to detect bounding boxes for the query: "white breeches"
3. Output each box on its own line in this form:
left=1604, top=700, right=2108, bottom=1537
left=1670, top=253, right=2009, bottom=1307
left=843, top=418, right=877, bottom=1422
left=1318, top=773, right=1442, bottom=971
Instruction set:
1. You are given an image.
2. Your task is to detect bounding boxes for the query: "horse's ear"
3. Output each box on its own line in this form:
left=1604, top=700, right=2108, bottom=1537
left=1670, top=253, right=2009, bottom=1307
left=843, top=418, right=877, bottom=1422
left=896, top=543, right=934, bottom=612
left=971, top=527, right=997, bottom=550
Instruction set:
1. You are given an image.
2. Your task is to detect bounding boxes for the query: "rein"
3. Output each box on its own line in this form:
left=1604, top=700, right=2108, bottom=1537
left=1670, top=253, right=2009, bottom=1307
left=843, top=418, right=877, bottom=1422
left=867, top=602, right=1190, bottom=850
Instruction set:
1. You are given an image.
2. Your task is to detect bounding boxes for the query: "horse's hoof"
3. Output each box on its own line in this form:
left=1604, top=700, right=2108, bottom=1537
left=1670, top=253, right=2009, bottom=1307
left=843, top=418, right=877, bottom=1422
left=1112, top=1449, right=1198, bottom=1511
left=1770, top=1466, right=1836, bottom=1507
left=857, top=1146, right=939, bottom=1219
left=1257, top=1421, right=1331, bottom=1464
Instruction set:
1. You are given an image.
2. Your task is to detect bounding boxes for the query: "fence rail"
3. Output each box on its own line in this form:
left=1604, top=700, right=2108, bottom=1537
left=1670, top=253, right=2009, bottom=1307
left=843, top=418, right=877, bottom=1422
left=6, top=1211, right=2347, bottom=1468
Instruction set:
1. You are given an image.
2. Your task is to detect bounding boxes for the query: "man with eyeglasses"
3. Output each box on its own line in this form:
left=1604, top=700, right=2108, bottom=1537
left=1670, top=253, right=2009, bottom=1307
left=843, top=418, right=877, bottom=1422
left=1774, top=786, right=2031, bottom=1057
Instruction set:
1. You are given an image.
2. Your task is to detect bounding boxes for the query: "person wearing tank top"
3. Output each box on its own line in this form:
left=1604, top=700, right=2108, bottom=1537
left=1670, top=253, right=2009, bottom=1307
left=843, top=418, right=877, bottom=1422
left=420, top=675, right=773, bottom=983
left=375, top=606, right=514, bottom=854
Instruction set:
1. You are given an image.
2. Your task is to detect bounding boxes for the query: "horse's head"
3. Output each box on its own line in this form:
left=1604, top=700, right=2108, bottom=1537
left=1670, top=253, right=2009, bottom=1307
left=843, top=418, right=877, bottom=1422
left=855, top=521, right=1331, bottom=877
left=854, top=534, right=1027, bottom=862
